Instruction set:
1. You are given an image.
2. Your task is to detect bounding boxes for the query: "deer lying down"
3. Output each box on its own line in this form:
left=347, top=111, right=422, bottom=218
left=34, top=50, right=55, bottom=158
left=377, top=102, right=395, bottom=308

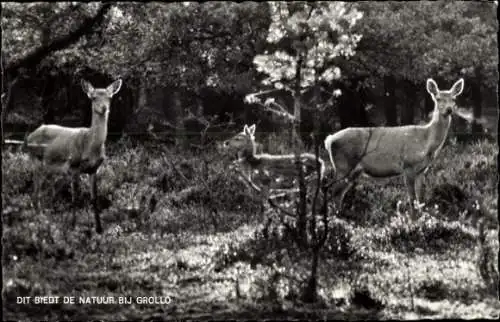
left=220, top=124, right=326, bottom=197
left=5, top=79, right=122, bottom=233
left=324, top=78, right=465, bottom=217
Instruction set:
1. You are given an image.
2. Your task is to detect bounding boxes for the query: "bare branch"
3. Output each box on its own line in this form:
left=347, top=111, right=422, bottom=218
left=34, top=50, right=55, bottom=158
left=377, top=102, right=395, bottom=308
left=231, top=164, right=297, bottom=218
left=251, top=99, right=296, bottom=122
left=268, top=197, right=296, bottom=218
left=231, top=165, right=262, bottom=192
left=1, top=75, right=20, bottom=145
left=244, top=89, right=286, bottom=103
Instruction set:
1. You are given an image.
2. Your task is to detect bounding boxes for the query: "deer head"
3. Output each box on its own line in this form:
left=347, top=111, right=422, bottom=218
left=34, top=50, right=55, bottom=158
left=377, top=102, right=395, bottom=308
left=426, top=78, right=464, bottom=117
left=81, top=79, right=122, bottom=116
left=221, top=124, right=256, bottom=155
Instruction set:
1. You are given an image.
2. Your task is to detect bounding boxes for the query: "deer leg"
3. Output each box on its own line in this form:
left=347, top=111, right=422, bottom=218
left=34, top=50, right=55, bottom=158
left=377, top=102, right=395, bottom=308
left=71, top=174, right=80, bottom=228
left=90, top=173, right=103, bottom=234
left=33, top=169, right=43, bottom=213
left=335, top=168, right=362, bottom=213
left=403, top=173, right=418, bottom=220
left=415, top=175, right=424, bottom=205
left=71, top=173, right=81, bottom=203
left=337, top=180, right=356, bottom=212
left=32, top=162, right=49, bottom=213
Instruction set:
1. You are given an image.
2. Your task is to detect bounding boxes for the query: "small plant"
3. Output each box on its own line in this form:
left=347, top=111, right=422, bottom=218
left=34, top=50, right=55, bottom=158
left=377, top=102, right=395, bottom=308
left=476, top=218, right=499, bottom=296
left=323, top=219, right=357, bottom=260
left=385, top=213, right=476, bottom=252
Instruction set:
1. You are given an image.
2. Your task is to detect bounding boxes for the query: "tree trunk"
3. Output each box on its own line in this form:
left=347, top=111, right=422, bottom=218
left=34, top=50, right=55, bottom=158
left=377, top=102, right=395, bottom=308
left=471, top=67, right=484, bottom=137
left=196, top=95, right=207, bottom=145
left=356, top=83, right=370, bottom=127
left=293, top=53, right=307, bottom=245
left=302, top=248, right=319, bottom=303
left=401, top=80, right=416, bottom=125
left=243, top=95, right=252, bottom=126
left=129, top=77, right=147, bottom=135
left=83, top=90, right=93, bottom=126
left=384, top=75, right=397, bottom=126
left=40, top=27, right=56, bottom=125
left=137, top=78, right=147, bottom=115
left=336, top=82, right=352, bottom=129
left=160, top=86, right=171, bottom=122
left=63, top=74, right=71, bottom=113
left=1, top=76, right=19, bottom=144
left=303, top=101, right=322, bottom=303
left=172, top=90, right=186, bottom=148
left=41, top=76, right=56, bottom=124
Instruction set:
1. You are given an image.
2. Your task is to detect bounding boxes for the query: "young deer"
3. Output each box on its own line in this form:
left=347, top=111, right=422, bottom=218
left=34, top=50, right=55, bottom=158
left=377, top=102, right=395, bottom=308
left=221, top=124, right=326, bottom=195
left=6, top=79, right=122, bottom=233
left=324, top=78, right=465, bottom=217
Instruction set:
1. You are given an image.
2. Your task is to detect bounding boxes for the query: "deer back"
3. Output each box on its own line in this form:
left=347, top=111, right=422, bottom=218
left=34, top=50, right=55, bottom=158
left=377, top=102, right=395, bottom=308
left=25, top=124, right=105, bottom=173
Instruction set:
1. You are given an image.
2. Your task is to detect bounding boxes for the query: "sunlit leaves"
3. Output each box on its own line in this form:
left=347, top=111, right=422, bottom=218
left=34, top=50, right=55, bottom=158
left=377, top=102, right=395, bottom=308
left=266, top=1, right=363, bottom=46
left=244, top=93, right=259, bottom=104
left=266, top=1, right=289, bottom=43
left=320, top=67, right=341, bottom=83
left=255, top=51, right=297, bottom=85
left=254, top=1, right=362, bottom=91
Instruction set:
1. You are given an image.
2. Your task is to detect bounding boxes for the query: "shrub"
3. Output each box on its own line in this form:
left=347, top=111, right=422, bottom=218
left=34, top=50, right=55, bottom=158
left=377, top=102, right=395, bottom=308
left=384, top=213, right=476, bottom=252
left=2, top=152, right=37, bottom=196
left=323, top=219, right=357, bottom=260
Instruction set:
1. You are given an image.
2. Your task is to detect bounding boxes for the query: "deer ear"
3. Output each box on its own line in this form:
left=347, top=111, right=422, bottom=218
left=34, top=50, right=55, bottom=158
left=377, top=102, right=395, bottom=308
left=450, top=78, right=464, bottom=98
left=426, top=78, right=439, bottom=97
left=248, top=124, right=256, bottom=136
left=243, top=124, right=249, bottom=134
left=107, top=79, right=122, bottom=96
left=81, top=79, right=94, bottom=97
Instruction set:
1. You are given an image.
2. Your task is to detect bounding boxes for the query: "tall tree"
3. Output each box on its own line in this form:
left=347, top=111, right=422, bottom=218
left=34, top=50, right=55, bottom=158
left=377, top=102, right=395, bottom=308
left=246, top=1, right=363, bottom=303
left=250, top=2, right=363, bottom=138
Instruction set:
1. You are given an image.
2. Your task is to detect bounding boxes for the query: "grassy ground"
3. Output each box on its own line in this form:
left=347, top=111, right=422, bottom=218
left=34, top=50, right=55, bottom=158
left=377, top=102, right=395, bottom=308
left=2, top=137, right=499, bottom=320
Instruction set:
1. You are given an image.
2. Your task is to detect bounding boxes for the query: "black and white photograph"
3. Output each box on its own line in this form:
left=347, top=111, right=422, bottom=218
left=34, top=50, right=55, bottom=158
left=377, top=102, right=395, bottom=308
left=2, top=1, right=498, bottom=320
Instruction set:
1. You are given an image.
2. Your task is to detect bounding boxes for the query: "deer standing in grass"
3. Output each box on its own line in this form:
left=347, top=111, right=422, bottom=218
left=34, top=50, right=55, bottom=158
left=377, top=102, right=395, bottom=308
left=324, top=78, right=465, bottom=218
left=5, top=79, right=122, bottom=233
left=220, top=124, right=326, bottom=197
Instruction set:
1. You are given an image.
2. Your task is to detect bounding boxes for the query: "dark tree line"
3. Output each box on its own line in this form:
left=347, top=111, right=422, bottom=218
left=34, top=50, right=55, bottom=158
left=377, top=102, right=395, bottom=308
left=2, top=2, right=497, bottom=147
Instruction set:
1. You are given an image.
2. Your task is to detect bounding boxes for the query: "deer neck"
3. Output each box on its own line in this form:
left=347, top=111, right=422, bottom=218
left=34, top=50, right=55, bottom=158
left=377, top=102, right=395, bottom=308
left=424, top=109, right=452, bottom=156
left=89, top=110, right=109, bottom=153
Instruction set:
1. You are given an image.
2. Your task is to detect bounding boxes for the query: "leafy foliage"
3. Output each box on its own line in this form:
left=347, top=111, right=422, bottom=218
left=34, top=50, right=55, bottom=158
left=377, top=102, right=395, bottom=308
left=254, top=2, right=363, bottom=91
left=2, top=2, right=270, bottom=95
left=351, top=1, right=498, bottom=85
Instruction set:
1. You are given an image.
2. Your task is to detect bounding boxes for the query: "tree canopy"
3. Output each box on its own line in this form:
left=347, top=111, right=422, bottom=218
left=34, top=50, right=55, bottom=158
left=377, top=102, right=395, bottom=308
left=1, top=1, right=497, bottom=136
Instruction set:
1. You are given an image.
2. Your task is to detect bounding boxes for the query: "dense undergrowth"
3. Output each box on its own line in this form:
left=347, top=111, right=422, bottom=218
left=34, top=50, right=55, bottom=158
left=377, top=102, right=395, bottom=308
left=2, top=137, right=498, bottom=320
